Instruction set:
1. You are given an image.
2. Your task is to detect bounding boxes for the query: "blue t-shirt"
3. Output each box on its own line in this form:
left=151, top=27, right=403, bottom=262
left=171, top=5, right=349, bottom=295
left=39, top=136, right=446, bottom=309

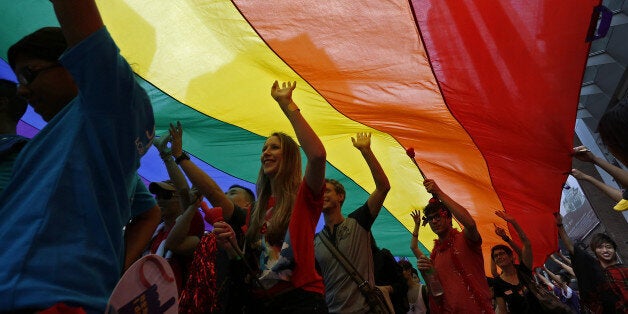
left=0, top=28, right=155, bottom=313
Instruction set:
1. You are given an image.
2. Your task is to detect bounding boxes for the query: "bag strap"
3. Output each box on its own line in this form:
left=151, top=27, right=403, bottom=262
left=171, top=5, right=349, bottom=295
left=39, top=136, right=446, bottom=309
left=318, top=232, right=371, bottom=294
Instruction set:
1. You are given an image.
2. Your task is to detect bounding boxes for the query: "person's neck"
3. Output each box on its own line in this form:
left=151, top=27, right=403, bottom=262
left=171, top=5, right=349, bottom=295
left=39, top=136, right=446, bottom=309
left=436, top=226, right=453, bottom=240
left=324, top=207, right=344, bottom=229
left=407, top=278, right=419, bottom=288
left=500, top=263, right=517, bottom=276
left=599, top=258, right=618, bottom=269
left=269, top=177, right=278, bottom=197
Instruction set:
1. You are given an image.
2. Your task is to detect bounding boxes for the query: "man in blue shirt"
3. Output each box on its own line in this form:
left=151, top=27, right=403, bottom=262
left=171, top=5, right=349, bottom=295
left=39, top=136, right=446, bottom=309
left=0, top=1, right=159, bottom=312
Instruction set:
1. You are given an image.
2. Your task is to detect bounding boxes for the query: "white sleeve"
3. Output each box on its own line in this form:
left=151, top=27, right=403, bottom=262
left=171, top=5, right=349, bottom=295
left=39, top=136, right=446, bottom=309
left=562, top=285, right=573, bottom=299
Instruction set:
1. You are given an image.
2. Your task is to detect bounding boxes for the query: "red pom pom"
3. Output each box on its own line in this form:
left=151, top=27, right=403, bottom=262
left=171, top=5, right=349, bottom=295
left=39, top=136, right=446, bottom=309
left=203, top=206, right=224, bottom=224
left=179, top=234, right=218, bottom=313
left=406, top=147, right=415, bottom=158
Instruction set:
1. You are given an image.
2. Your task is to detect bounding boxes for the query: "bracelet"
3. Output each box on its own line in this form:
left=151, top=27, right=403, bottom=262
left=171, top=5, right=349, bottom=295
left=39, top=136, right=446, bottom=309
left=287, top=101, right=300, bottom=112
left=556, top=224, right=563, bottom=227
left=175, top=152, right=190, bottom=164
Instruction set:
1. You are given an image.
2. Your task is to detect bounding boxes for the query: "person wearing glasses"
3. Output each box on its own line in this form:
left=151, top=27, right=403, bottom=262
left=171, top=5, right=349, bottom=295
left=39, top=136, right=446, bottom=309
left=489, top=211, right=544, bottom=314
left=0, top=1, right=157, bottom=312
left=416, top=179, right=494, bottom=313
left=146, top=180, right=205, bottom=294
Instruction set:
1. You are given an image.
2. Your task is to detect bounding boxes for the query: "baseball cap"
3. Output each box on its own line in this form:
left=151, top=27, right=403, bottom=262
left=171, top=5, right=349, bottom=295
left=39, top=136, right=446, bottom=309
left=149, top=180, right=176, bottom=194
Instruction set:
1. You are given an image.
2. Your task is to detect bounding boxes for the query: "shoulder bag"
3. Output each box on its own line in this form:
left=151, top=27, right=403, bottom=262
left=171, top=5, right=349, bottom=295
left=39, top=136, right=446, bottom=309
left=318, top=232, right=392, bottom=314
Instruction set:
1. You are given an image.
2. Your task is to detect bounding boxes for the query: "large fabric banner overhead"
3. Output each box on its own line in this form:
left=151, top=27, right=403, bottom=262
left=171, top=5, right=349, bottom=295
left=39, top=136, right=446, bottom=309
left=0, top=0, right=597, bottom=268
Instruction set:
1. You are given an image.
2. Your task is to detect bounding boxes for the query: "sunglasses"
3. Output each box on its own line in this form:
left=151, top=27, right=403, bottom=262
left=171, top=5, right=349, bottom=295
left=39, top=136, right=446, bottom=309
left=421, top=209, right=448, bottom=226
left=492, top=251, right=509, bottom=259
left=155, top=190, right=179, bottom=200
left=17, top=63, right=61, bottom=86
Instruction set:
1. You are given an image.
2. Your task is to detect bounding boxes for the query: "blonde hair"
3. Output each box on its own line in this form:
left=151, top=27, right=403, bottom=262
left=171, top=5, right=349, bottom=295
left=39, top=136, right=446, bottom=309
left=247, top=132, right=302, bottom=247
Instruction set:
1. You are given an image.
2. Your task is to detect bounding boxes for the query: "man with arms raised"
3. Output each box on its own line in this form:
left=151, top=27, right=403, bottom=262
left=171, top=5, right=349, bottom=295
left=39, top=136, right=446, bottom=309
left=417, top=179, right=494, bottom=313
left=315, top=132, right=391, bottom=313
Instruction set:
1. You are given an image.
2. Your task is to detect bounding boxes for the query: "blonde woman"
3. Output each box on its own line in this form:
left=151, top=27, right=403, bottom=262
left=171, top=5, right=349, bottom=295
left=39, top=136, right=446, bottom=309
left=244, top=81, right=327, bottom=313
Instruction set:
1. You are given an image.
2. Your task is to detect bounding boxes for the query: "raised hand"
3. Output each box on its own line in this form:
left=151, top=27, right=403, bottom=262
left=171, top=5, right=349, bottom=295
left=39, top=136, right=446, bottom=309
left=423, top=179, right=442, bottom=196
left=168, top=121, right=183, bottom=158
left=495, top=210, right=515, bottom=223
left=493, top=223, right=508, bottom=238
left=411, top=210, right=421, bottom=226
left=153, top=133, right=172, bottom=158
left=271, top=80, right=297, bottom=110
left=572, top=146, right=595, bottom=162
left=351, top=132, right=372, bottom=152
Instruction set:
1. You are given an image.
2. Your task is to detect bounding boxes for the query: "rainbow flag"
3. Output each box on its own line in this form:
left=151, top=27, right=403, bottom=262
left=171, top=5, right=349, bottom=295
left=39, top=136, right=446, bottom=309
left=1, top=0, right=598, bottom=268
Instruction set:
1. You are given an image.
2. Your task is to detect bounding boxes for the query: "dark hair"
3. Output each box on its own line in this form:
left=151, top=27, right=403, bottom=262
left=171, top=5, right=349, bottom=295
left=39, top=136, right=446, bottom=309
left=598, top=100, right=628, bottom=162
left=398, top=259, right=413, bottom=271
left=486, top=276, right=497, bottom=287
left=491, top=244, right=513, bottom=260
left=8, top=27, right=67, bottom=69
left=411, top=268, right=418, bottom=277
left=228, top=184, right=256, bottom=203
left=590, top=233, right=617, bottom=252
left=423, top=198, right=451, bottom=218
left=0, top=79, right=27, bottom=122
left=325, top=178, right=346, bottom=206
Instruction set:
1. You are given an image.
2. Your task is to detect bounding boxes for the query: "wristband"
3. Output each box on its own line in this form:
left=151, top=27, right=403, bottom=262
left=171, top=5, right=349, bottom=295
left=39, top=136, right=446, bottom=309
left=175, top=152, right=190, bottom=164
left=287, top=101, right=300, bottom=112
left=556, top=224, right=563, bottom=227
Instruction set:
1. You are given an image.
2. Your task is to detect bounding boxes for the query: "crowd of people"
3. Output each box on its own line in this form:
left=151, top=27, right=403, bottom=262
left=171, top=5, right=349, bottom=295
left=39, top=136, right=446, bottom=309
left=0, top=1, right=626, bottom=313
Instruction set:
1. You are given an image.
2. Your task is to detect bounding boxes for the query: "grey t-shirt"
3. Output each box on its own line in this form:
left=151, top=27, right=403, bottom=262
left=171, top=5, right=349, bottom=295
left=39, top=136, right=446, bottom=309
left=315, top=203, right=375, bottom=313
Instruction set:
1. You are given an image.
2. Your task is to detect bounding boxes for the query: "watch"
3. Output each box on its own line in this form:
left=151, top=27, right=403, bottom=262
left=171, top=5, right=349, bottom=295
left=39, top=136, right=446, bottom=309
left=175, top=152, right=190, bottom=164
